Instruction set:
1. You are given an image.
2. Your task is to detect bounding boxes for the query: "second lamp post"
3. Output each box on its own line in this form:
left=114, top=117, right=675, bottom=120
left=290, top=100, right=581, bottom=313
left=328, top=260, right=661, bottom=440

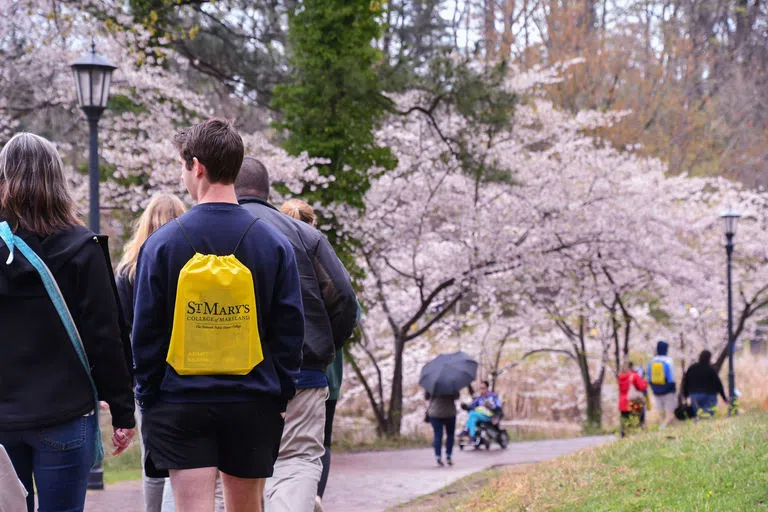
left=721, top=208, right=741, bottom=415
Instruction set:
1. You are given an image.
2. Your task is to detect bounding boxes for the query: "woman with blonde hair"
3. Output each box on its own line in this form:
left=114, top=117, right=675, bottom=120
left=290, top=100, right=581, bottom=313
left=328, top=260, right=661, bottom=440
left=0, top=132, right=136, bottom=511
left=117, top=194, right=186, bottom=294
left=116, top=193, right=185, bottom=512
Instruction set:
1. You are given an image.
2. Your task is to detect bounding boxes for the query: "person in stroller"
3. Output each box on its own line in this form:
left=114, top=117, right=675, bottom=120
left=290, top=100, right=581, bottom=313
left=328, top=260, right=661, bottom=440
left=458, top=381, right=506, bottom=449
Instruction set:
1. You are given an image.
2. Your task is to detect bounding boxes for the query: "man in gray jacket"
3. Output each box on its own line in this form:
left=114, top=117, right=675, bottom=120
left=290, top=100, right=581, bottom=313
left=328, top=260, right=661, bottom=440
left=235, top=157, right=358, bottom=512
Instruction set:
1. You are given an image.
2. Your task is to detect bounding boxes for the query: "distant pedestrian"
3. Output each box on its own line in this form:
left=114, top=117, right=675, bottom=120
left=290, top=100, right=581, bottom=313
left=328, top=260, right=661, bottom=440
left=235, top=159, right=358, bottom=512
left=647, top=341, right=677, bottom=428
left=682, top=350, right=727, bottom=418
left=116, top=193, right=186, bottom=512
left=425, top=392, right=458, bottom=466
left=0, top=132, right=136, bottom=511
left=132, top=120, right=304, bottom=512
left=618, top=360, right=647, bottom=437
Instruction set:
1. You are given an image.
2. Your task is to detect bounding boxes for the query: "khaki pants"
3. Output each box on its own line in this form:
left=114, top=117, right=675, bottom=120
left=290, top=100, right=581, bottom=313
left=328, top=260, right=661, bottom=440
left=264, top=387, right=327, bottom=512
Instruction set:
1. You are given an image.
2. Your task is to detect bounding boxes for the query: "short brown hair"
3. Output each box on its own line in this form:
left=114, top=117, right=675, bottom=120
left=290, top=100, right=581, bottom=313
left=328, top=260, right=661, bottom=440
left=173, top=118, right=244, bottom=184
left=0, top=132, right=80, bottom=235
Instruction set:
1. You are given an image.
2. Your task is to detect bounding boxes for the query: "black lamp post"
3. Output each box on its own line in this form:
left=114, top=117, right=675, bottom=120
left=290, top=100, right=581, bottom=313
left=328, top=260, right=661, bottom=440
left=70, top=41, right=117, bottom=234
left=70, top=42, right=116, bottom=490
left=721, top=208, right=741, bottom=415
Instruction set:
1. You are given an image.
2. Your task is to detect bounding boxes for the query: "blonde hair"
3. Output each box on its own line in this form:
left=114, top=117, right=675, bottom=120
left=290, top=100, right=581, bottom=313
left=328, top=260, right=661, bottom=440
left=280, top=199, right=316, bottom=227
left=0, top=132, right=80, bottom=235
left=117, top=194, right=186, bottom=281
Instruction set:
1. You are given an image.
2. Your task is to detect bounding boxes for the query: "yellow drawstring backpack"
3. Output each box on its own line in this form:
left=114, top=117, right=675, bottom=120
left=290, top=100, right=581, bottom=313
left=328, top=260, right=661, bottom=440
left=166, top=218, right=263, bottom=375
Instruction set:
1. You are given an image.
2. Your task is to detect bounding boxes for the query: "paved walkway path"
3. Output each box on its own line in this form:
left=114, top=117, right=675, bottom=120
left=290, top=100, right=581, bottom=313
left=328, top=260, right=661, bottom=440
left=85, top=436, right=613, bottom=512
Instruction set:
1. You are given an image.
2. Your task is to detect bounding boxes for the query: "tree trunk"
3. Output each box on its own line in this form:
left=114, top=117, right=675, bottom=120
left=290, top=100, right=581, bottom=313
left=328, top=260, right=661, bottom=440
left=575, top=317, right=605, bottom=433
left=584, top=380, right=603, bottom=432
left=384, top=336, right=405, bottom=437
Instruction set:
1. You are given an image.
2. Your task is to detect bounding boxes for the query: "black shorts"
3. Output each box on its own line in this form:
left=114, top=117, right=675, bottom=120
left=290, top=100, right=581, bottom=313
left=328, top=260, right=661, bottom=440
left=142, top=398, right=284, bottom=479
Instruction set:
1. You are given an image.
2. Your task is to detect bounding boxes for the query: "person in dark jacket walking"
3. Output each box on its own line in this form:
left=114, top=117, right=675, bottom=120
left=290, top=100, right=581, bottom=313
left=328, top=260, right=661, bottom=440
left=682, top=350, right=727, bottom=418
left=235, top=158, right=358, bottom=512
left=0, top=132, right=136, bottom=511
left=279, top=199, right=360, bottom=512
left=116, top=193, right=186, bottom=512
left=132, top=120, right=304, bottom=512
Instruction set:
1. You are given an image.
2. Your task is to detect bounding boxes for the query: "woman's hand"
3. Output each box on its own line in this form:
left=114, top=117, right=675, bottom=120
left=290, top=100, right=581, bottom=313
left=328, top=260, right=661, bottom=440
left=112, top=427, right=136, bottom=455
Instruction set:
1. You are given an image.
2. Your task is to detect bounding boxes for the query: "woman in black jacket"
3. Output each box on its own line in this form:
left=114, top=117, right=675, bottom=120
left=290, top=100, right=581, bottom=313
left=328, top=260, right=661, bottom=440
left=115, top=193, right=185, bottom=512
left=682, top=350, right=727, bottom=418
left=0, top=132, right=136, bottom=511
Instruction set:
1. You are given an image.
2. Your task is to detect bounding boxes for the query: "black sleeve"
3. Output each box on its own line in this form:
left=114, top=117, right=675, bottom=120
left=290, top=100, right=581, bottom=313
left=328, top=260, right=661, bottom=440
left=312, top=237, right=359, bottom=349
left=716, top=373, right=727, bottom=401
left=73, top=239, right=135, bottom=428
left=115, top=271, right=135, bottom=331
left=266, top=243, right=305, bottom=412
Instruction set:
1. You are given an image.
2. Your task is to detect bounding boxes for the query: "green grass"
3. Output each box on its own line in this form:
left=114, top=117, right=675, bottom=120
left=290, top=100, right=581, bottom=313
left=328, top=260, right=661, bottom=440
left=334, top=434, right=432, bottom=453
left=458, top=413, right=768, bottom=511
left=335, top=425, right=569, bottom=454
left=390, top=468, right=506, bottom=511
left=101, top=443, right=142, bottom=484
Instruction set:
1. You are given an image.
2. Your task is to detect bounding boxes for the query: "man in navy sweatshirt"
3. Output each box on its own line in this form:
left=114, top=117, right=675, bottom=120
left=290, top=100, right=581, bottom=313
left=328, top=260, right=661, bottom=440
left=132, top=119, right=304, bottom=512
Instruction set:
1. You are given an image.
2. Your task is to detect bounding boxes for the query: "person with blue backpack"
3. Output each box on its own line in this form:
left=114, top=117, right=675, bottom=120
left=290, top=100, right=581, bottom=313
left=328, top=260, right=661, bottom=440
left=647, top=341, right=677, bottom=428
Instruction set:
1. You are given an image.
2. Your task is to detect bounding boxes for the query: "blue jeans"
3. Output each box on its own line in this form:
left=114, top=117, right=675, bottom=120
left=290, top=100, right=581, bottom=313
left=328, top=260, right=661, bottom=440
left=690, top=393, right=718, bottom=417
left=467, top=410, right=492, bottom=438
left=0, top=414, right=96, bottom=512
left=429, top=417, right=455, bottom=459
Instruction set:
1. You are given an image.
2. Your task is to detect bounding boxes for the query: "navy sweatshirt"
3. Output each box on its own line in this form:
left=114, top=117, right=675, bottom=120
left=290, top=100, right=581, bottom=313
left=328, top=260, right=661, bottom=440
left=131, top=203, right=304, bottom=412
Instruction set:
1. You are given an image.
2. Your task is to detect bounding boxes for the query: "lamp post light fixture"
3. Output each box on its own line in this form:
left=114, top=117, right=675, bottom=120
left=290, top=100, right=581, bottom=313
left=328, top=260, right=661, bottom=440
left=70, top=41, right=117, bottom=234
left=720, top=207, right=741, bottom=415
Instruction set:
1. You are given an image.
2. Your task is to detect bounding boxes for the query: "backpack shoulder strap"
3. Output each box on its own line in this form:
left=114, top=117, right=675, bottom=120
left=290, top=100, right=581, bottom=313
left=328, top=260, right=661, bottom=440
left=175, top=219, right=198, bottom=253
left=232, top=217, right=260, bottom=255
left=0, top=222, right=97, bottom=398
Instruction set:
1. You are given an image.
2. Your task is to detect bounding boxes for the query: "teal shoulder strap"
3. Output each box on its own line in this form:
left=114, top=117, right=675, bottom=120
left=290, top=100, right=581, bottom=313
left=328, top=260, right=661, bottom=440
left=0, top=221, right=104, bottom=466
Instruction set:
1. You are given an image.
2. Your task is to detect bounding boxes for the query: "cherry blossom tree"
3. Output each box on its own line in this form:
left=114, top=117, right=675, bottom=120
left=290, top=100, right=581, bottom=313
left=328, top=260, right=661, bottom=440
left=342, top=61, right=768, bottom=435
left=0, top=0, right=322, bottom=238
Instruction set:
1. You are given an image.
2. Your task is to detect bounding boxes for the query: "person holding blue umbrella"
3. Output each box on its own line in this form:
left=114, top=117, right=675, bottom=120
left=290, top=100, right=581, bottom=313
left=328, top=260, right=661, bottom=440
left=419, top=352, right=478, bottom=467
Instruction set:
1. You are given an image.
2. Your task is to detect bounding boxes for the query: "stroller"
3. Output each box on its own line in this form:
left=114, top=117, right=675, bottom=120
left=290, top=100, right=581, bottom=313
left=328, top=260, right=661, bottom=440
left=457, top=402, right=510, bottom=451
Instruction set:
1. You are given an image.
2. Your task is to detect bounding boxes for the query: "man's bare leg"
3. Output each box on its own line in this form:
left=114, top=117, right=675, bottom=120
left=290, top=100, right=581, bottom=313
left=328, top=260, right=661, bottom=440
left=221, top=472, right=265, bottom=512
left=169, top=467, right=217, bottom=512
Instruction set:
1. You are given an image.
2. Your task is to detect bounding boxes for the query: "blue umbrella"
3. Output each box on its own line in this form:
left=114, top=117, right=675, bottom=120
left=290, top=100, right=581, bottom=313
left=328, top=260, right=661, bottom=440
left=419, top=351, right=478, bottom=396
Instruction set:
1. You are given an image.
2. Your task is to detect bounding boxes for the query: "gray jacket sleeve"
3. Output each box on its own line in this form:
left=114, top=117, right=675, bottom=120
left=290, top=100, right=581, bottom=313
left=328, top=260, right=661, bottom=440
left=312, top=237, right=358, bottom=349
